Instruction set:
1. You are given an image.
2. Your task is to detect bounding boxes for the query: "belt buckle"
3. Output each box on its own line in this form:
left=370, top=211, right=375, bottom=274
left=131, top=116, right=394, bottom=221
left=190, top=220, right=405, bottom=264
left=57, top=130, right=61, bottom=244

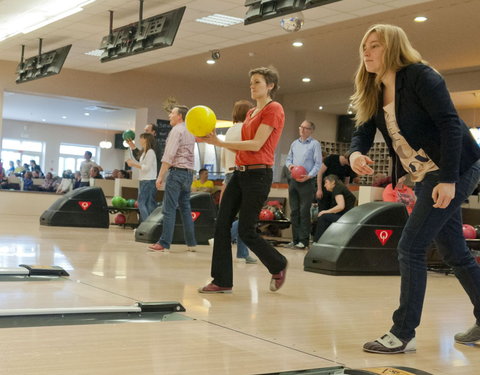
left=238, top=165, right=246, bottom=172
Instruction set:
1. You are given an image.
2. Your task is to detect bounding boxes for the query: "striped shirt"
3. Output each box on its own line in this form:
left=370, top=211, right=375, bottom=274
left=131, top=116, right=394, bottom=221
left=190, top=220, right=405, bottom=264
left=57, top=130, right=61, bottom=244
left=161, top=122, right=195, bottom=169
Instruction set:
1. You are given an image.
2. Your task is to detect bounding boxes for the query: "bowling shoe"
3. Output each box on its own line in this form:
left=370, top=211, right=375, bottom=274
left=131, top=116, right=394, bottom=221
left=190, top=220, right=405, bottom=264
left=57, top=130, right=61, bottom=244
left=148, top=243, right=167, bottom=252
left=363, top=332, right=416, bottom=354
left=455, top=323, right=480, bottom=344
left=198, top=283, right=232, bottom=294
left=269, top=262, right=288, bottom=292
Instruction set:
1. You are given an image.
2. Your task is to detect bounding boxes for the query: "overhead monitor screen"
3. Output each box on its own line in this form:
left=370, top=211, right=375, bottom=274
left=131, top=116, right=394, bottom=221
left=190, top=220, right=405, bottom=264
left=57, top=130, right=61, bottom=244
left=99, top=6, right=185, bottom=63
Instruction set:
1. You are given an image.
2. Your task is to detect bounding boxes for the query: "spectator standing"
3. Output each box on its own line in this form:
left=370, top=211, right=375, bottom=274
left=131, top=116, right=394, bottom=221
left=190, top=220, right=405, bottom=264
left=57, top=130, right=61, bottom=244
left=148, top=106, right=197, bottom=252
left=126, top=123, right=162, bottom=175
left=285, top=120, right=322, bottom=249
left=79, top=151, right=101, bottom=187
left=126, top=133, right=158, bottom=222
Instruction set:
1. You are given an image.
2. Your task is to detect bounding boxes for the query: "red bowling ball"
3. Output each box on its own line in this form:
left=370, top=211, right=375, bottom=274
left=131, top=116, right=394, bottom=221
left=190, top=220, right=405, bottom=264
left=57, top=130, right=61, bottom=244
left=259, top=209, right=274, bottom=221
left=290, top=165, right=307, bottom=181
left=114, top=213, right=127, bottom=225
left=462, top=224, right=477, bottom=239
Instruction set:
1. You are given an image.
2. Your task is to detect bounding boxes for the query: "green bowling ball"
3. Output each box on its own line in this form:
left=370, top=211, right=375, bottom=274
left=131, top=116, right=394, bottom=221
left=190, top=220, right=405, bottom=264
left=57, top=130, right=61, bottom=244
left=122, top=129, right=135, bottom=141
left=112, top=196, right=127, bottom=208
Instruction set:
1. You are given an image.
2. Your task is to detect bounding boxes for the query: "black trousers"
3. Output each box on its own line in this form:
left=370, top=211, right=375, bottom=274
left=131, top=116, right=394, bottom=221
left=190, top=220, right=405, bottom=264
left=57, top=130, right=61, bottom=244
left=211, top=169, right=287, bottom=287
left=288, top=178, right=315, bottom=246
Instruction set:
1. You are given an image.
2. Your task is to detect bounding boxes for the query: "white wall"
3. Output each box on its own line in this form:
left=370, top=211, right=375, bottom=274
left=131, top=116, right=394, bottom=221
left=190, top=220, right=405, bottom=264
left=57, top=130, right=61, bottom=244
left=2, top=119, right=126, bottom=175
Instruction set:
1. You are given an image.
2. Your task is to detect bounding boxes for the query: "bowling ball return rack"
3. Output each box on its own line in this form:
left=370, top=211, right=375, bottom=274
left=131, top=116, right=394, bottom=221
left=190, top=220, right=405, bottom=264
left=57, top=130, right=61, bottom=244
left=108, top=206, right=140, bottom=228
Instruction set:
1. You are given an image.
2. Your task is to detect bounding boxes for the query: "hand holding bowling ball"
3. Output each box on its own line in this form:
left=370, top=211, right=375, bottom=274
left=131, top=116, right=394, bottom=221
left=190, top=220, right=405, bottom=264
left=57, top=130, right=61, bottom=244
left=122, top=130, right=135, bottom=141
left=290, top=165, right=307, bottom=181
left=186, top=105, right=217, bottom=137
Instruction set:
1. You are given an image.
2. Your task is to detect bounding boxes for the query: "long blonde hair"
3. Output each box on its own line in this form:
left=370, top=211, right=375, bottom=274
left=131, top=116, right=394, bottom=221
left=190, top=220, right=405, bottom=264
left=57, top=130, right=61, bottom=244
left=350, top=24, right=425, bottom=126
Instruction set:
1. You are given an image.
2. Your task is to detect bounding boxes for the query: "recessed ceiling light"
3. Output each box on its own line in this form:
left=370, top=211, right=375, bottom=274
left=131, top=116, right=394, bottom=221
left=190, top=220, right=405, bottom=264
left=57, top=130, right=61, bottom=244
left=196, top=14, right=243, bottom=27
left=414, top=16, right=427, bottom=22
left=318, top=106, right=323, bottom=110
left=292, top=41, right=303, bottom=47
left=206, top=59, right=216, bottom=65
left=42, top=118, right=46, bottom=122
left=61, top=115, right=67, bottom=119
left=302, top=77, right=311, bottom=83
left=84, top=112, right=90, bottom=116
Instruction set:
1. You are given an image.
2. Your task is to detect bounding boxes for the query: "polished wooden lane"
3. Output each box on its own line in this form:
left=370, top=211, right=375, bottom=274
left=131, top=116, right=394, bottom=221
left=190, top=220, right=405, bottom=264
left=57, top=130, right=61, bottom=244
left=0, top=215, right=478, bottom=374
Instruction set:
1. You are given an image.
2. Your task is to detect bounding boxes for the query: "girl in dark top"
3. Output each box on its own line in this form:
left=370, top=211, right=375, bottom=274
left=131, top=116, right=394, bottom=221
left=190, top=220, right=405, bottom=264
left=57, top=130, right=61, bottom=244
left=312, top=174, right=356, bottom=243
left=348, top=24, right=480, bottom=354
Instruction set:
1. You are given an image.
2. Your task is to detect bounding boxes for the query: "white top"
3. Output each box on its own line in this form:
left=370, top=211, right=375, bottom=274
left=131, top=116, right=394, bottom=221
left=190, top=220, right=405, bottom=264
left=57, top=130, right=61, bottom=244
left=138, top=149, right=157, bottom=181
left=80, top=160, right=99, bottom=182
left=383, top=102, right=438, bottom=182
left=222, top=122, right=243, bottom=171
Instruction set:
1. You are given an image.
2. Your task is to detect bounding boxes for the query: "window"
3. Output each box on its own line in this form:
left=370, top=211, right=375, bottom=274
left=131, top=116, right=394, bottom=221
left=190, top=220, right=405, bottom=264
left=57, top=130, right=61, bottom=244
left=58, top=143, right=98, bottom=174
left=1, top=138, right=44, bottom=173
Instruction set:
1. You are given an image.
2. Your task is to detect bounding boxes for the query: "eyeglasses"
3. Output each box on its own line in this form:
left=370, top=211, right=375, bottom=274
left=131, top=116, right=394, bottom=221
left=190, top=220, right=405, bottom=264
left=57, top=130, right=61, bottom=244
left=299, top=126, right=312, bottom=130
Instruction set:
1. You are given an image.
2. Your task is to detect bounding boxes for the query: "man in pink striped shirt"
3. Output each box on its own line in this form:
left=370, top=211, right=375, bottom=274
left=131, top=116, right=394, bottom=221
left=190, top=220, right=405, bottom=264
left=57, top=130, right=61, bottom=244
left=149, top=105, right=197, bottom=252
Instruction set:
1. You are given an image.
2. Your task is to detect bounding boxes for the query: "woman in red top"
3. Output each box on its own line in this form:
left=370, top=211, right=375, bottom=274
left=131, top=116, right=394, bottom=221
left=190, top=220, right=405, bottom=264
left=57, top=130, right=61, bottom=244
left=198, top=66, right=288, bottom=294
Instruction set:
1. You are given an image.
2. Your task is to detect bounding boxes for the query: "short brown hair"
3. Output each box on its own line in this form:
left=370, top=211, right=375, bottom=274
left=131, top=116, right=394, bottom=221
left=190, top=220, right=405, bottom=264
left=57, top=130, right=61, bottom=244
left=249, top=66, right=280, bottom=99
left=174, top=105, right=189, bottom=120
left=232, top=100, right=253, bottom=123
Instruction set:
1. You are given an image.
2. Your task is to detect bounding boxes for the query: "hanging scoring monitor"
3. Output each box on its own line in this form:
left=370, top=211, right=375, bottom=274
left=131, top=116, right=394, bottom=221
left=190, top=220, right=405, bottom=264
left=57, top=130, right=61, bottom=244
left=99, top=6, right=185, bottom=63
left=244, top=0, right=341, bottom=25
left=16, top=44, right=72, bottom=84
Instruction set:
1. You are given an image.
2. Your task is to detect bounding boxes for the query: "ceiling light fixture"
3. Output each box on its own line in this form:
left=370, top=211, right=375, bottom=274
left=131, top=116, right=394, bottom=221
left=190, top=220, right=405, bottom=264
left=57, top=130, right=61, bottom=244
left=302, top=77, right=311, bottom=83
left=292, top=41, right=303, bottom=47
left=206, top=59, right=216, bottom=65
left=196, top=14, right=243, bottom=27
left=318, top=106, right=323, bottom=110
left=99, top=123, right=112, bottom=149
left=414, top=16, right=427, bottom=22
left=99, top=140, right=112, bottom=149
left=0, top=0, right=96, bottom=42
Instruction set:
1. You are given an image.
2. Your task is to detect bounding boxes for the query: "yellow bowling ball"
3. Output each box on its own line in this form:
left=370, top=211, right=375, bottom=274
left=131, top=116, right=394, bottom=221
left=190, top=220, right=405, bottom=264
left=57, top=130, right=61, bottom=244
left=185, top=105, right=217, bottom=137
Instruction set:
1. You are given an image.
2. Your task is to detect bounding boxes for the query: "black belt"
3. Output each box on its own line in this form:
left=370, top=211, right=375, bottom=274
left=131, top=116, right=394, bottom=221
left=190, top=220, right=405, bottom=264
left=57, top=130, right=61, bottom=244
left=229, top=164, right=272, bottom=172
left=169, top=167, right=191, bottom=172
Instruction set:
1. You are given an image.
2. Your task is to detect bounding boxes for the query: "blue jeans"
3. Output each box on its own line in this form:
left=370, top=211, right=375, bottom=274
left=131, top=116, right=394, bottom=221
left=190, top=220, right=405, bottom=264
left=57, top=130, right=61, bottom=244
left=211, top=169, right=287, bottom=287
left=231, top=220, right=249, bottom=258
left=138, top=179, right=157, bottom=222
left=391, top=160, right=480, bottom=341
left=157, top=169, right=196, bottom=249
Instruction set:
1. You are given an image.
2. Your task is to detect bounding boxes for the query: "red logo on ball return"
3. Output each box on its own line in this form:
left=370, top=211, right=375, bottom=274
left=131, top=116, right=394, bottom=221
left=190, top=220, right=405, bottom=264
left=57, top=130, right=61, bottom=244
left=78, top=201, right=92, bottom=211
left=375, top=229, right=393, bottom=246
left=191, top=212, right=201, bottom=221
